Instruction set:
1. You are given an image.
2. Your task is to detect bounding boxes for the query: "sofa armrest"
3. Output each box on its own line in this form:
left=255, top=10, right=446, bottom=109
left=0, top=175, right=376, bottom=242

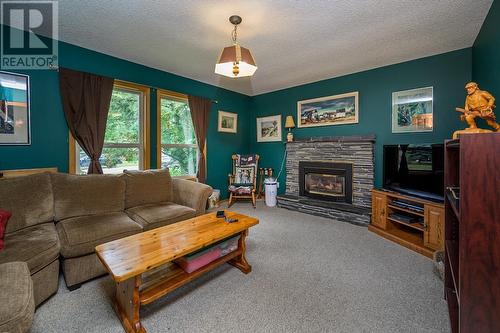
left=172, top=179, right=213, bottom=215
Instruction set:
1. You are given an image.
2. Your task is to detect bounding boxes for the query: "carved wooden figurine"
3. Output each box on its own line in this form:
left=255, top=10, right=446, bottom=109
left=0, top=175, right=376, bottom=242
left=453, top=82, right=499, bottom=138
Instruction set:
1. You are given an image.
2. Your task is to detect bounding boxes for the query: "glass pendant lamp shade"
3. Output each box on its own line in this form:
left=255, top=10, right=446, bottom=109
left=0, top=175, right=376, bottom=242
left=215, top=44, right=257, bottom=78
left=215, top=15, right=257, bottom=78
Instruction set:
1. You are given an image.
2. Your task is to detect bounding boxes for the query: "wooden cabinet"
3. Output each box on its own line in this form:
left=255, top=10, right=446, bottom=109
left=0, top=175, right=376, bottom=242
left=371, top=191, right=387, bottom=229
left=423, top=205, right=444, bottom=250
left=368, top=189, right=444, bottom=258
left=444, top=134, right=500, bottom=333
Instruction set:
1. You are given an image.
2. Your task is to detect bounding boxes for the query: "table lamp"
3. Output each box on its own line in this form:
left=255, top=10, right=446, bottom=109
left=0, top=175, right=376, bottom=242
left=285, top=116, right=295, bottom=142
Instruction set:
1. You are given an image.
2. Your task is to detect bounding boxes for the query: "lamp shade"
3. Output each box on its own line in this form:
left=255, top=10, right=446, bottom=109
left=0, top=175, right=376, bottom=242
left=285, top=116, right=295, bottom=129
left=215, top=44, right=257, bottom=78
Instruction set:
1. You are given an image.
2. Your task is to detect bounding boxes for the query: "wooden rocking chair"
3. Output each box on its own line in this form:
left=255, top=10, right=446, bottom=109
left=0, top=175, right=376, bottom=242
left=228, top=154, right=260, bottom=208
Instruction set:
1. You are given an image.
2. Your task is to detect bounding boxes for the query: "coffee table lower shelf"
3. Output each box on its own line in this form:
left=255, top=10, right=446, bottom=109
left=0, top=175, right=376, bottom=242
left=112, top=230, right=252, bottom=333
left=140, top=248, right=244, bottom=305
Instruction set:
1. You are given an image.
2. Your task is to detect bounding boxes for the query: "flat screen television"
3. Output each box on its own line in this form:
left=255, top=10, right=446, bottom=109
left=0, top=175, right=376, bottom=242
left=383, top=144, right=444, bottom=202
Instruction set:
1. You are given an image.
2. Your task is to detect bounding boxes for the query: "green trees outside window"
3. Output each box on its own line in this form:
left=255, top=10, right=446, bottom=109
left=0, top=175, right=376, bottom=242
left=160, top=97, right=198, bottom=176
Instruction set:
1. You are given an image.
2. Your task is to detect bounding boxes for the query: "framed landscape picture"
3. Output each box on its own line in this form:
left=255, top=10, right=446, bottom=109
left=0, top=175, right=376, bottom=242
left=218, top=110, right=237, bottom=133
left=297, top=92, right=358, bottom=128
left=0, top=71, right=30, bottom=145
left=256, top=115, right=282, bottom=142
left=392, top=87, right=433, bottom=133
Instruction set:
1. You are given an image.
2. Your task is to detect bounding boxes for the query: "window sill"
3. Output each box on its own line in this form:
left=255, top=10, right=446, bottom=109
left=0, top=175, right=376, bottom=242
left=172, top=175, right=198, bottom=182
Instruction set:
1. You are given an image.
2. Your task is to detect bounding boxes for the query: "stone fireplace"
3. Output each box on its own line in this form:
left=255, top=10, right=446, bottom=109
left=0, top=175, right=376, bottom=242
left=277, top=135, right=375, bottom=226
left=299, top=161, right=353, bottom=203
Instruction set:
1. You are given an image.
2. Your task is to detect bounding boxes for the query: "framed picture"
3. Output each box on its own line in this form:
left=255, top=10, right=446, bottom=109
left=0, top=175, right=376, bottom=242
left=256, top=115, right=282, bottom=142
left=218, top=110, right=237, bottom=133
left=297, top=92, right=358, bottom=128
left=392, top=87, right=433, bottom=133
left=0, top=71, right=30, bottom=145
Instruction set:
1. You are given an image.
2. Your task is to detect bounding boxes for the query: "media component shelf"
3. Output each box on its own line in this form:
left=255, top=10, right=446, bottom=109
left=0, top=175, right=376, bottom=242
left=368, top=189, right=444, bottom=258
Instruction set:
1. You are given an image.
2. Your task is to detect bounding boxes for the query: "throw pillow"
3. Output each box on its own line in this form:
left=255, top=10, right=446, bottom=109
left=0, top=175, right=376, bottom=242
left=0, top=209, right=12, bottom=251
left=234, top=166, right=255, bottom=186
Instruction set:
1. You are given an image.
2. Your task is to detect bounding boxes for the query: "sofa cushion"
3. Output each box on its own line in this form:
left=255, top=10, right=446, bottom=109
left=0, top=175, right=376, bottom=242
left=56, top=212, right=142, bottom=258
left=0, top=173, right=54, bottom=233
left=126, top=202, right=196, bottom=230
left=51, top=173, right=126, bottom=221
left=0, top=262, right=34, bottom=333
left=123, top=169, right=173, bottom=209
left=0, top=223, right=60, bottom=274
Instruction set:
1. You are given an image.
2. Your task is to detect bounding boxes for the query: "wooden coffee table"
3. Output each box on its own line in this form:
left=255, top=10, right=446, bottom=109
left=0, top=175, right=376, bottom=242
left=95, top=211, right=259, bottom=333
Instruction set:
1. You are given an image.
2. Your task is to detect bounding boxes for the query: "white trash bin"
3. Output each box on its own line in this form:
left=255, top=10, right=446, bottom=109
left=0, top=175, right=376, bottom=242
left=264, top=178, right=278, bottom=207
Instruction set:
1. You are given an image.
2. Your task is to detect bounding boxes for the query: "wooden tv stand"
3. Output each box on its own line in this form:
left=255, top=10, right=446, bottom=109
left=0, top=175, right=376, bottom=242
left=368, top=189, right=444, bottom=258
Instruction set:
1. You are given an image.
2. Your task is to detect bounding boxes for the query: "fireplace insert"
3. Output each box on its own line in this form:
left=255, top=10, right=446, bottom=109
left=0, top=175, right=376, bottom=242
left=299, top=161, right=353, bottom=203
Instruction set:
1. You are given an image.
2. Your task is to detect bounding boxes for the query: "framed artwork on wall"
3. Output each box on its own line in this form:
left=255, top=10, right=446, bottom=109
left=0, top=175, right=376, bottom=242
left=392, top=87, right=433, bottom=133
left=0, top=71, right=30, bottom=145
left=256, top=115, right=282, bottom=142
left=297, top=91, right=358, bottom=128
left=218, top=110, right=238, bottom=133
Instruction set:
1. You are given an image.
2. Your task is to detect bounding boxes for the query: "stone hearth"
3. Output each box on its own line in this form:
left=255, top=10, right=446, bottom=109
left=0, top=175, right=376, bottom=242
left=277, top=135, right=375, bottom=226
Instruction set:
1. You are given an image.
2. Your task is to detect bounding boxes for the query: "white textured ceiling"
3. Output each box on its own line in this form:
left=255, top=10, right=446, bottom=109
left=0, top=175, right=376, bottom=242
left=54, top=0, right=492, bottom=96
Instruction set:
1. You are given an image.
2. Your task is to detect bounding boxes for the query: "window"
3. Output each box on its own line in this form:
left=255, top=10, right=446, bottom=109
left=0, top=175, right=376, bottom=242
left=158, top=91, right=198, bottom=176
left=71, top=81, right=150, bottom=174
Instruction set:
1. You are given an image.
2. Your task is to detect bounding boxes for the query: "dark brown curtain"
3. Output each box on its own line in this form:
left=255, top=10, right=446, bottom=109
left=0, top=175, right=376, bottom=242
left=59, top=68, right=114, bottom=174
left=188, top=95, right=211, bottom=183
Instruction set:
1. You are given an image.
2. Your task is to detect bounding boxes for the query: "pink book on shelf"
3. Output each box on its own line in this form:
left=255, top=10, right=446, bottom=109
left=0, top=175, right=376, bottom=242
left=175, top=247, right=222, bottom=273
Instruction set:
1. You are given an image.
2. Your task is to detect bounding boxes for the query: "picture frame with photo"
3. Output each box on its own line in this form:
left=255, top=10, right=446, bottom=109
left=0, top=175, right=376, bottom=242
left=0, top=71, right=31, bottom=145
left=256, top=115, right=282, bottom=142
left=218, top=110, right=238, bottom=133
left=392, top=87, right=433, bottom=133
left=297, top=92, right=358, bottom=128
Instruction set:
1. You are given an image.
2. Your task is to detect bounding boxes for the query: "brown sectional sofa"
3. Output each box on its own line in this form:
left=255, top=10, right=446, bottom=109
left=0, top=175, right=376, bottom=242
left=0, top=168, right=212, bottom=306
left=0, top=262, right=35, bottom=333
left=0, top=173, right=60, bottom=306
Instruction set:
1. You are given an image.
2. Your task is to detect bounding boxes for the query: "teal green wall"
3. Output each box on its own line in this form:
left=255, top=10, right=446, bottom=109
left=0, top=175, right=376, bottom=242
left=473, top=0, right=499, bottom=96
left=0, top=37, right=250, bottom=198
left=6, top=19, right=497, bottom=198
left=250, top=49, right=472, bottom=193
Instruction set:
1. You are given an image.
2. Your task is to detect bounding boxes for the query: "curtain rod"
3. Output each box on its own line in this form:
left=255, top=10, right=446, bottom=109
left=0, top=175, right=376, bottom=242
left=48, top=64, right=219, bottom=104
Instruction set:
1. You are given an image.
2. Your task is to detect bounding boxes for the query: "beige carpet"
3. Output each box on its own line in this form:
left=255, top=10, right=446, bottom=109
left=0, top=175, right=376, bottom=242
left=31, top=201, right=449, bottom=333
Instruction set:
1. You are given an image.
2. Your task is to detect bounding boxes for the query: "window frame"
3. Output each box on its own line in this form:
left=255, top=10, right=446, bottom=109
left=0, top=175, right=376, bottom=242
left=69, top=80, right=150, bottom=174
left=156, top=89, right=201, bottom=177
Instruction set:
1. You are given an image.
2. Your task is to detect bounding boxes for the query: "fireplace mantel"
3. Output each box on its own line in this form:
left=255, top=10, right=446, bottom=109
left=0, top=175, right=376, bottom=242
left=286, top=135, right=376, bottom=144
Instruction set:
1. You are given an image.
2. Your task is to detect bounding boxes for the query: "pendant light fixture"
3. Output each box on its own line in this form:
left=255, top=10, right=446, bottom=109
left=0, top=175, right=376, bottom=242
left=215, top=15, right=257, bottom=78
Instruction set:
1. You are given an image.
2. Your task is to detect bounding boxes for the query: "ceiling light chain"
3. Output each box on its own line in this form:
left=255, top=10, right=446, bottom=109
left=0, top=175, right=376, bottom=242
left=231, top=24, right=238, bottom=45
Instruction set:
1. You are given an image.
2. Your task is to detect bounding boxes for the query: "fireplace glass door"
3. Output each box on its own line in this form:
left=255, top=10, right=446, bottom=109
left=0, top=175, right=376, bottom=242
left=305, top=173, right=345, bottom=197
left=299, top=161, right=353, bottom=203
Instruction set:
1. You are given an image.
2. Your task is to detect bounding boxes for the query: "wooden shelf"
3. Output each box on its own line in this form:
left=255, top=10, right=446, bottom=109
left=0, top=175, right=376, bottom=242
left=446, top=287, right=459, bottom=333
left=446, top=240, right=459, bottom=303
left=368, top=224, right=434, bottom=258
left=387, top=225, right=425, bottom=246
left=387, top=204, right=425, bottom=217
left=445, top=191, right=460, bottom=220
left=444, top=134, right=500, bottom=333
left=446, top=139, right=460, bottom=149
left=387, top=217, right=425, bottom=232
left=140, top=249, right=242, bottom=305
